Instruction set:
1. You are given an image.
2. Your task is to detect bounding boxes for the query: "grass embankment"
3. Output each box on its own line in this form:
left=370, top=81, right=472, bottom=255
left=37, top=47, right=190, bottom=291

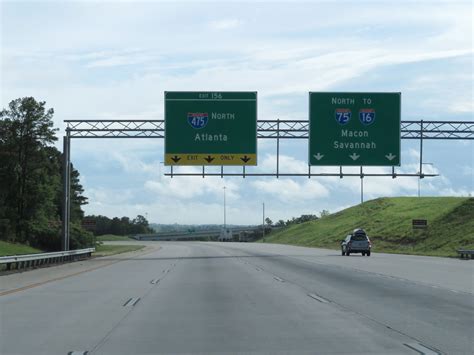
left=96, top=234, right=133, bottom=242
left=93, top=244, right=146, bottom=257
left=94, top=235, right=146, bottom=256
left=264, top=197, right=474, bottom=257
left=0, top=241, right=43, bottom=256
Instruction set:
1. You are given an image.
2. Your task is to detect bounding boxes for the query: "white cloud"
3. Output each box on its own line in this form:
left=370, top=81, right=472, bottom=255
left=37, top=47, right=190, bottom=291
left=209, top=19, right=242, bottom=30
left=449, top=101, right=474, bottom=113
left=251, top=178, right=329, bottom=202
left=257, top=154, right=308, bottom=174
left=406, top=148, right=420, bottom=161
left=462, top=166, right=474, bottom=176
left=86, top=54, right=157, bottom=68
left=144, top=172, right=240, bottom=200
left=111, top=152, right=160, bottom=175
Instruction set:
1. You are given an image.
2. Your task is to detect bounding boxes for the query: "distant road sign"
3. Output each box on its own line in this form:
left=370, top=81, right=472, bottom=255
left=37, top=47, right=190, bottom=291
left=81, top=218, right=96, bottom=232
left=165, top=91, right=257, bottom=166
left=309, top=92, right=401, bottom=166
left=412, top=219, right=428, bottom=229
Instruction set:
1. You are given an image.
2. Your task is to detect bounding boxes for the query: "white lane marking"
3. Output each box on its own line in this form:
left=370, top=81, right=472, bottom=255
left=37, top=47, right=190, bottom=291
left=308, top=293, right=329, bottom=303
left=150, top=279, right=160, bottom=284
left=273, top=276, right=284, bottom=282
left=68, top=352, right=89, bottom=355
left=123, top=297, right=140, bottom=307
left=163, top=269, right=170, bottom=273
left=123, top=298, right=133, bottom=307
left=131, top=297, right=141, bottom=306
left=404, top=342, right=442, bottom=354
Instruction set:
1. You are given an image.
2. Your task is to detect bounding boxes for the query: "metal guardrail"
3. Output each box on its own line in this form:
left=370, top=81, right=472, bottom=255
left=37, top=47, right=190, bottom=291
left=457, top=249, right=474, bottom=259
left=0, top=248, right=95, bottom=271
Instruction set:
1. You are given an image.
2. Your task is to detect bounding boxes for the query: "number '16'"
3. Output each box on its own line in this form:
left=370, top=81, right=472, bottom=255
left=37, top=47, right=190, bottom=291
left=360, top=112, right=374, bottom=124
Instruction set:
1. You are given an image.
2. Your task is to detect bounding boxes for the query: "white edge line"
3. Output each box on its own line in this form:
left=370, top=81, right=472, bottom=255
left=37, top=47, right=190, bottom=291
left=308, top=293, right=329, bottom=303
left=403, top=342, right=441, bottom=355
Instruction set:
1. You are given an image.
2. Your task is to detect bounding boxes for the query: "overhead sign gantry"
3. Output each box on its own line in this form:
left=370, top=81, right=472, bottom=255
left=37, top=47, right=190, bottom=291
left=164, top=91, right=257, bottom=166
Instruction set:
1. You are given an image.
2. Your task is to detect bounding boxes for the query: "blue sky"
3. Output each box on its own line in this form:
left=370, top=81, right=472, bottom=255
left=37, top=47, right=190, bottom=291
left=1, top=0, right=473, bottom=225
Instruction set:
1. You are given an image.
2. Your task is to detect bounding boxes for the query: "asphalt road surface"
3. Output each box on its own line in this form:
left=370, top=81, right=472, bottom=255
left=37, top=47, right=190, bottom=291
left=1, top=242, right=473, bottom=355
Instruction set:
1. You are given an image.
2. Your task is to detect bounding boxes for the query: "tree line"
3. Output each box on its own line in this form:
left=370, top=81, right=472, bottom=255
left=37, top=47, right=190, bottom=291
left=0, top=97, right=155, bottom=251
left=267, top=210, right=330, bottom=228
left=84, top=214, right=153, bottom=236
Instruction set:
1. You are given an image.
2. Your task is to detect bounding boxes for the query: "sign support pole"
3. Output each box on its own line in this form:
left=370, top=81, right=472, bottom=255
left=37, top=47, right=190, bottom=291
left=223, top=186, right=226, bottom=230
left=360, top=166, right=364, bottom=204
left=61, top=133, right=71, bottom=251
left=276, top=119, right=280, bottom=178
left=418, top=120, right=424, bottom=197
left=67, top=131, right=71, bottom=251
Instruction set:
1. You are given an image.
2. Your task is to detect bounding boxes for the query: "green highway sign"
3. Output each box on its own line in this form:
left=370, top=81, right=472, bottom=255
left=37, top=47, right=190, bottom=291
left=165, top=91, right=257, bottom=166
left=309, top=92, right=401, bottom=166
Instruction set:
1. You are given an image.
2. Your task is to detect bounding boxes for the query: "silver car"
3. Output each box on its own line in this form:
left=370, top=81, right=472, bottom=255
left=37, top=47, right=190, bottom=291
left=341, top=229, right=372, bottom=256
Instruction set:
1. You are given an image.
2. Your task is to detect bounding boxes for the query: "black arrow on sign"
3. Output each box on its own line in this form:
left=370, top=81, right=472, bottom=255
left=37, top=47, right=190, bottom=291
left=241, top=155, right=251, bottom=163
left=171, top=155, right=181, bottom=163
left=204, top=155, right=215, bottom=163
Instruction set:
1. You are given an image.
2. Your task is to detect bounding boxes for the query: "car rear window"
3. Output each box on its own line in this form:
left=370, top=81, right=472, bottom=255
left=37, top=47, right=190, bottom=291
left=352, top=234, right=367, bottom=241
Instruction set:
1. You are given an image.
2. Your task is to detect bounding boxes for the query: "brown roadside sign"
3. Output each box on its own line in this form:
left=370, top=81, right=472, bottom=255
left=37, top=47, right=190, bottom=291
left=81, top=218, right=96, bottom=231
left=412, top=219, right=428, bottom=229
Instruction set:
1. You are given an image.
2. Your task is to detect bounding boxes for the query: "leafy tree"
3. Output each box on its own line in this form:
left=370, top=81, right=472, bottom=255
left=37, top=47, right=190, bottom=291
left=0, top=97, right=57, bottom=243
left=320, top=209, right=330, bottom=218
left=70, top=165, right=88, bottom=222
left=265, top=217, right=273, bottom=226
left=284, top=214, right=319, bottom=226
left=275, top=220, right=285, bottom=227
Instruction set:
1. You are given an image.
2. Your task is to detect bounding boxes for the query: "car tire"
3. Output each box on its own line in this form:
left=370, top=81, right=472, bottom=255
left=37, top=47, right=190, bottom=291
left=367, top=251, right=371, bottom=256
left=362, top=252, right=366, bottom=256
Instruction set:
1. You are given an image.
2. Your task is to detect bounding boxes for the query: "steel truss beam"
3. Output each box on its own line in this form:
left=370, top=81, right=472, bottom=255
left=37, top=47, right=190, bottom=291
left=65, top=119, right=474, bottom=139
left=62, top=118, right=473, bottom=250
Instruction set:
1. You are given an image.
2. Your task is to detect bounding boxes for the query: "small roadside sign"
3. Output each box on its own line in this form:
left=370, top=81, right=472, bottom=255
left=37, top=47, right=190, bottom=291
left=81, top=218, right=96, bottom=232
left=412, top=219, right=428, bottom=229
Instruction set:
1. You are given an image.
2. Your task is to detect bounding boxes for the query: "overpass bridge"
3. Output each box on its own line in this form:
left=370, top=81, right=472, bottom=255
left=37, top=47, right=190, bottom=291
left=131, top=226, right=266, bottom=242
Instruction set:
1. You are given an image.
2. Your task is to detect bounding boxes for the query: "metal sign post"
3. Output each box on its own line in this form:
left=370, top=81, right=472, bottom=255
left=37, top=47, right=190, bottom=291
left=61, top=131, right=71, bottom=251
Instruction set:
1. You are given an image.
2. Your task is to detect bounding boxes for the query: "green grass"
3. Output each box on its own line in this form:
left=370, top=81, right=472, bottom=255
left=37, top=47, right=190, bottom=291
left=96, top=234, right=133, bottom=242
left=0, top=241, right=43, bottom=256
left=93, top=244, right=146, bottom=257
left=264, top=197, right=474, bottom=257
